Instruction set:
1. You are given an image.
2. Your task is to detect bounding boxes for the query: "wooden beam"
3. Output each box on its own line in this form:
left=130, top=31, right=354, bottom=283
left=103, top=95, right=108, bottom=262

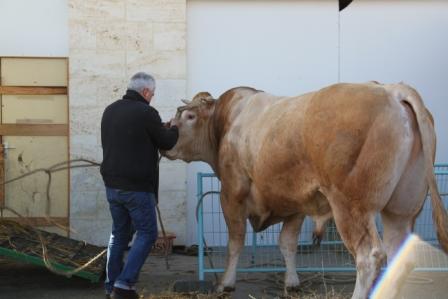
left=0, top=136, right=4, bottom=209
left=0, top=124, right=68, bottom=136
left=0, top=56, right=68, bottom=60
left=1, top=217, right=69, bottom=227
left=0, top=86, right=67, bottom=95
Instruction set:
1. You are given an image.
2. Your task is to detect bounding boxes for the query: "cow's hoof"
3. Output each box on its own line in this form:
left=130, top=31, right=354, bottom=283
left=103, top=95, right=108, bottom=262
left=215, top=284, right=235, bottom=293
left=285, top=285, right=301, bottom=294
left=223, top=286, right=235, bottom=293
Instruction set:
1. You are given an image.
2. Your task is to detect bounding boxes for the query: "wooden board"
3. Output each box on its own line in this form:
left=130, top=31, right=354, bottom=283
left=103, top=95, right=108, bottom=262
left=0, top=220, right=106, bottom=282
left=1, top=95, right=68, bottom=124
left=0, top=58, right=68, bottom=87
left=2, top=136, right=69, bottom=218
left=0, top=124, right=68, bottom=136
left=0, top=56, right=70, bottom=237
left=0, top=86, right=67, bottom=95
left=0, top=135, right=3, bottom=209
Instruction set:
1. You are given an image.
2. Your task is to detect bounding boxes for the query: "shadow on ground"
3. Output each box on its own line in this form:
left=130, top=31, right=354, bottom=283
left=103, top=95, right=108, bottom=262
left=1, top=254, right=447, bottom=299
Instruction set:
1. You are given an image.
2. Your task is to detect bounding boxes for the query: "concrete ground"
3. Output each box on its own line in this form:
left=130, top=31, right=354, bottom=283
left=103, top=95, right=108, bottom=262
left=0, top=254, right=447, bottom=299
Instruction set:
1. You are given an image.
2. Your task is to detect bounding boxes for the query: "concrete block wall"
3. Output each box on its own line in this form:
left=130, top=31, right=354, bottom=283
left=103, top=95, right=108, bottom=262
left=68, top=0, right=187, bottom=246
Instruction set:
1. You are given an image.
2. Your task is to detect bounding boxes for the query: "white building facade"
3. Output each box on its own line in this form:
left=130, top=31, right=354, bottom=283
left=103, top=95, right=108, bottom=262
left=0, top=0, right=447, bottom=245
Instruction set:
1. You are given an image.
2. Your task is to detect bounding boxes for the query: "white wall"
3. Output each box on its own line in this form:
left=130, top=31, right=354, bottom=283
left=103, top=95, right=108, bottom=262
left=1, top=0, right=447, bottom=246
left=0, top=0, right=68, bottom=56
left=186, top=0, right=448, bottom=245
left=340, top=0, right=448, bottom=162
left=187, top=0, right=338, bottom=97
left=186, top=0, right=339, bottom=245
left=68, top=0, right=188, bottom=246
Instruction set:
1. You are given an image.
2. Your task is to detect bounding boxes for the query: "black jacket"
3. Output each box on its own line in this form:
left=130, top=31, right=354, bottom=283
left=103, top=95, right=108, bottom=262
left=100, top=89, right=179, bottom=194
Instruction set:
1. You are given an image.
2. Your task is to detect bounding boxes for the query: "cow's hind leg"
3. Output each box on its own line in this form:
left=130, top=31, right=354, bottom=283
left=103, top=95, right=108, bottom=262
left=381, top=154, right=427, bottom=261
left=351, top=217, right=386, bottom=299
left=376, top=159, right=427, bottom=298
left=329, top=193, right=386, bottom=299
left=375, top=211, right=416, bottom=299
left=279, top=213, right=305, bottom=293
left=381, top=212, right=414, bottom=261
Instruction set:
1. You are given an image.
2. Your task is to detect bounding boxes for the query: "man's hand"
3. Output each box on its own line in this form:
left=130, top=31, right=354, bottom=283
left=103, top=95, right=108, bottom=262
left=169, top=118, right=179, bottom=128
left=163, top=118, right=179, bottom=128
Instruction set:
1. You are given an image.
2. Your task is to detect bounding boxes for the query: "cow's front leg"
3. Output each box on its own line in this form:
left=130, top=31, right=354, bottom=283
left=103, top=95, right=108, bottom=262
left=279, top=213, right=305, bottom=293
left=216, top=192, right=247, bottom=293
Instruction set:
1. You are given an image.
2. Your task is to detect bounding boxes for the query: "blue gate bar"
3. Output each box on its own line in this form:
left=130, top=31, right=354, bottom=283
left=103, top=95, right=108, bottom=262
left=202, top=267, right=448, bottom=274
left=204, top=267, right=357, bottom=273
left=197, top=165, right=448, bottom=280
left=197, top=173, right=205, bottom=280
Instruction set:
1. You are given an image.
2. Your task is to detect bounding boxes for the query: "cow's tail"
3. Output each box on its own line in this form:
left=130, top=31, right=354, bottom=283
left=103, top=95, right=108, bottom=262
left=399, top=84, right=448, bottom=253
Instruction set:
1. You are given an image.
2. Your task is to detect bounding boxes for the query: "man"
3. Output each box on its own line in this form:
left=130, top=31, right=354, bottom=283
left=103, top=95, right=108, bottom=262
left=100, top=72, right=179, bottom=299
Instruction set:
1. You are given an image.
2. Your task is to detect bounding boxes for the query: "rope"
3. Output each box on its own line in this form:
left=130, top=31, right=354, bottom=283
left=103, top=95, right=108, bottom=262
left=1, top=205, right=107, bottom=278
left=156, top=204, right=170, bottom=270
left=2, top=159, right=100, bottom=185
left=0, top=158, right=173, bottom=277
left=157, top=154, right=171, bottom=271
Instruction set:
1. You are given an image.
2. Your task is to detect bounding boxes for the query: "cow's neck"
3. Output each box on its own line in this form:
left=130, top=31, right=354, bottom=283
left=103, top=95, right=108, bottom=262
left=192, top=110, right=219, bottom=173
left=203, top=117, right=219, bottom=173
left=208, top=92, right=248, bottom=176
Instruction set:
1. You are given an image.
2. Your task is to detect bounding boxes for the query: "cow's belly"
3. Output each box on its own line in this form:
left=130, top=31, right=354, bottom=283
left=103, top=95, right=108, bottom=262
left=246, top=177, right=331, bottom=232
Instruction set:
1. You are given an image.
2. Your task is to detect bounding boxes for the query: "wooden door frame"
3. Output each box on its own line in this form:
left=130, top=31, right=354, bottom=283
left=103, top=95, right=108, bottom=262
left=0, top=56, right=70, bottom=232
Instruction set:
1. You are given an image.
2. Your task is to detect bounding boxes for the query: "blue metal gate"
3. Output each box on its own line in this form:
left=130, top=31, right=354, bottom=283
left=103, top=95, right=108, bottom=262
left=197, top=165, right=448, bottom=279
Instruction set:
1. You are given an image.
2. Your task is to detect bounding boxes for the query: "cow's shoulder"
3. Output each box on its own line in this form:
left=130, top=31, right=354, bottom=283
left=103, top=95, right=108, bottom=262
left=218, top=86, right=262, bottom=109
left=213, top=87, right=262, bottom=141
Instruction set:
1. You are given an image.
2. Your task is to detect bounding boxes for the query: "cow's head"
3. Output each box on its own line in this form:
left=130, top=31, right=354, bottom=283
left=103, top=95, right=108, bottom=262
left=162, top=92, right=217, bottom=163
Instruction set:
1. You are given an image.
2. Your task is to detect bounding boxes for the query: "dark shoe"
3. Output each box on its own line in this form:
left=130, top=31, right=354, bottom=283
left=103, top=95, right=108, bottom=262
left=111, top=287, right=139, bottom=299
left=105, top=295, right=111, bottom=299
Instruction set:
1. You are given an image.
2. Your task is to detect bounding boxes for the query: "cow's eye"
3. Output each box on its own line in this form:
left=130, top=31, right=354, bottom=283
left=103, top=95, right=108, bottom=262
left=187, top=114, right=196, bottom=120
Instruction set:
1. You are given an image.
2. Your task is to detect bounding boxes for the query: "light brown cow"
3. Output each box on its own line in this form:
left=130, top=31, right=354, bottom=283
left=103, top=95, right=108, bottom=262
left=163, top=82, right=448, bottom=299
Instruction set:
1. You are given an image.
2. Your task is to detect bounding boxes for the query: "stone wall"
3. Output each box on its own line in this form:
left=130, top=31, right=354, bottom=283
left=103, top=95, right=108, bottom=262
left=68, top=0, right=187, bottom=245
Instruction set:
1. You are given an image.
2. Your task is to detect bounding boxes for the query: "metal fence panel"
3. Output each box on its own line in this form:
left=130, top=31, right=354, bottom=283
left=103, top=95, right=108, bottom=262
left=197, top=165, right=448, bottom=279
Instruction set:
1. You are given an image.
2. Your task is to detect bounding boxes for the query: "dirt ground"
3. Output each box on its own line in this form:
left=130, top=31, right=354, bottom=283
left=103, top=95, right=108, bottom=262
left=0, top=253, right=447, bottom=299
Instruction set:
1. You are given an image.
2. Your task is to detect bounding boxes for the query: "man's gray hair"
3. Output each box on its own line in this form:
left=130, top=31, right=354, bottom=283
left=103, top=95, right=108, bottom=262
left=128, top=72, right=156, bottom=93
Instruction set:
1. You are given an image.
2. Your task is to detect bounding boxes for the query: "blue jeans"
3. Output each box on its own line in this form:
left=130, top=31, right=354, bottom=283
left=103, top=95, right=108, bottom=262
left=104, top=187, right=158, bottom=294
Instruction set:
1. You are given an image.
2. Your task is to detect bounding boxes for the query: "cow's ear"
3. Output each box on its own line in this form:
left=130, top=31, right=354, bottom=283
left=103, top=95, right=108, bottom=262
left=181, top=99, right=191, bottom=105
